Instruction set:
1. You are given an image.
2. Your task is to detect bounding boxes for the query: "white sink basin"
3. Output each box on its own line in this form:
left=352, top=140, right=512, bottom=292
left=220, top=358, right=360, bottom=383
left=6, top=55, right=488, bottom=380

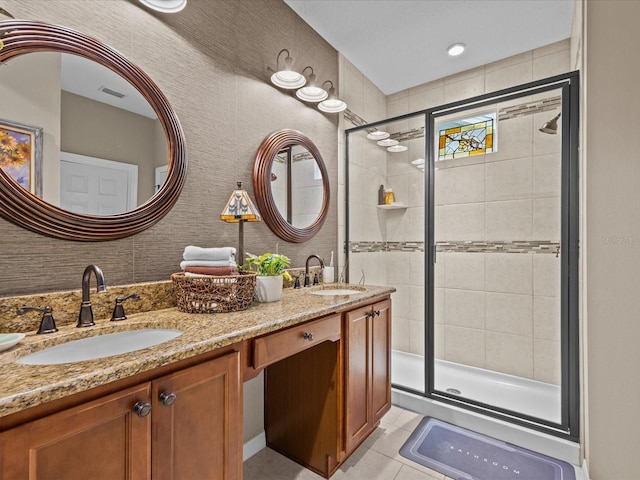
left=18, top=329, right=183, bottom=365
left=309, top=287, right=366, bottom=296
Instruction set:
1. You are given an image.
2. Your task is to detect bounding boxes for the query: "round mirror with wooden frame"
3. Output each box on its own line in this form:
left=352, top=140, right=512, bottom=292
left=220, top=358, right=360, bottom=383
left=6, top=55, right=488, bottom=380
left=0, top=20, right=187, bottom=241
left=253, top=129, right=329, bottom=243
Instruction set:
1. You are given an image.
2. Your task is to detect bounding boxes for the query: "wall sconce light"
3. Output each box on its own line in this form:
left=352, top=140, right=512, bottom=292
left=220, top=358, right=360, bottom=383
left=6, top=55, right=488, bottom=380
left=271, top=49, right=306, bottom=90
left=539, top=112, right=561, bottom=134
left=220, top=182, right=261, bottom=265
left=139, top=0, right=187, bottom=13
left=318, top=81, right=347, bottom=113
left=296, top=67, right=328, bottom=103
left=367, top=130, right=390, bottom=140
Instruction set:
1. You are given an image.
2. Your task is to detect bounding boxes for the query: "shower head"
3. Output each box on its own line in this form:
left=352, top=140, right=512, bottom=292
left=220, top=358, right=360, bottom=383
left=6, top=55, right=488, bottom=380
left=539, top=112, right=561, bottom=134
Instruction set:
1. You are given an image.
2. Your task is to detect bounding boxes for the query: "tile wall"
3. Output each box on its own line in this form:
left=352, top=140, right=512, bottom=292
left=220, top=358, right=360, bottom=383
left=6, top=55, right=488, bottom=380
left=343, top=40, right=570, bottom=385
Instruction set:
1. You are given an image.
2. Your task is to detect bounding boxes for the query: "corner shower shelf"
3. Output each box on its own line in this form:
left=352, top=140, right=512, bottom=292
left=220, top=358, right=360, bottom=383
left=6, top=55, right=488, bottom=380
left=377, top=203, right=408, bottom=210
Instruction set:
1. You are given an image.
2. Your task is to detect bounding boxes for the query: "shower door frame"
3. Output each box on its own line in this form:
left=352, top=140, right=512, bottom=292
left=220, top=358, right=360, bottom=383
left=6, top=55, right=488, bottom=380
left=344, top=71, right=580, bottom=442
left=424, top=72, right=580, bottom=441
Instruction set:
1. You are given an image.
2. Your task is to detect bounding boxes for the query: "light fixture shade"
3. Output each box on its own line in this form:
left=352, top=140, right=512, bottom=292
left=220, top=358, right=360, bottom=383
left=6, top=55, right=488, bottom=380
left=296, top=67, right=328, bottom=102
left=220, top=182, right=261, bottom=223
left=139, top=0, right=187, bottom=13
left=318, top=81, right=347, bottom=113
left=377, top=138, right=398, bottom=147
left=387, top=145, right=408, bottom=153
left=367, top=131, right=390, bottom=140
left=411, top=158, right=425, bottom=165
left=271, top=49, right=306, bottom=89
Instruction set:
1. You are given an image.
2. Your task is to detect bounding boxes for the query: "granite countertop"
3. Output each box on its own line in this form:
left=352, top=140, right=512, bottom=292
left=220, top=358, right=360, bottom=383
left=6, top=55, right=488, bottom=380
left=0, top=284, right=394, bottom=420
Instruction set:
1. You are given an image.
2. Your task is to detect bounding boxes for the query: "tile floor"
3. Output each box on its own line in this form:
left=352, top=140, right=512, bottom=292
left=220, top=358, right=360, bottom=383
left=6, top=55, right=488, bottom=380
left=243, top=405, right=453, bottom=480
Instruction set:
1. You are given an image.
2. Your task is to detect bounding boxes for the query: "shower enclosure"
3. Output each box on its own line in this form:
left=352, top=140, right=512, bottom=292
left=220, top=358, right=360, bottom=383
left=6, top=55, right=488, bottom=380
left=345, top=72, right=579, bottom=440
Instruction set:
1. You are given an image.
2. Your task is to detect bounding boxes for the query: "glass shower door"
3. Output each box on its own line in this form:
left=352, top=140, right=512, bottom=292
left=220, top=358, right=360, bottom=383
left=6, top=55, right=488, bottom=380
left=429, top=81, right=575, bottom=430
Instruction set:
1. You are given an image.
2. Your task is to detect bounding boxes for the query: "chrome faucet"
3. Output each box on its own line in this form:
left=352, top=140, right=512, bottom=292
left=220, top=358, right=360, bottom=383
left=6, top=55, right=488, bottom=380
left=304, top=254, right=325, bottom=287
left=77, top=265, right=107, bottom=327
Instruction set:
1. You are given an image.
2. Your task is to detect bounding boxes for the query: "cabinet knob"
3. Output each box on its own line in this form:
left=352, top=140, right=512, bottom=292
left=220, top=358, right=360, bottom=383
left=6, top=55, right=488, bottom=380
left=133, top=401, right=152, bottom=418
left=159, top=391, right=177, bottom=406
left=303, top=332, right=314, bottom=341
left=374, top=310, right=381, bottom=317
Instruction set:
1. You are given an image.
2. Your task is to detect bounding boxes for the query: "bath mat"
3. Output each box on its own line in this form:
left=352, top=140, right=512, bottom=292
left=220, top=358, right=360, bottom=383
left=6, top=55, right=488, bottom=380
left=399, top=417, right=575, bottom=480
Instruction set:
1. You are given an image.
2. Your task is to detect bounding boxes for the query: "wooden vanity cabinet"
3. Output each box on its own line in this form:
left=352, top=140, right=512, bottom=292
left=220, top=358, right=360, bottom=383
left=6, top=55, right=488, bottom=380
left=343, top=297, right=392, bottom=455
left=0, top=351, right=242, bottom=480
left=262, top=296, right=392, bottom=478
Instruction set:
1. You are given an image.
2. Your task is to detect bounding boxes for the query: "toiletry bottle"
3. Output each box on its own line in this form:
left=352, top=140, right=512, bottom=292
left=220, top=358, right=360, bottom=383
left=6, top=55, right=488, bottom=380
left=384, top=188, right=395, bottom=205
left=378, top=185, right=385, bottom=205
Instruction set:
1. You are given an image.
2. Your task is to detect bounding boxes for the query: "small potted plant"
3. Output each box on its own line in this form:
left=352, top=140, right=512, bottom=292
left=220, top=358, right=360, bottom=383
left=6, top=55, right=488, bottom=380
left=246, top=253, right=292, bottom=302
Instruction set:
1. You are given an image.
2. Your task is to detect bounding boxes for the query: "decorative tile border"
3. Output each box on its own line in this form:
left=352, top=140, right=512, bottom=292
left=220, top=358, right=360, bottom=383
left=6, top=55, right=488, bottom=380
left=498, top=96, right=562, bottom=121
left=349, top=240, right=560, bottom=255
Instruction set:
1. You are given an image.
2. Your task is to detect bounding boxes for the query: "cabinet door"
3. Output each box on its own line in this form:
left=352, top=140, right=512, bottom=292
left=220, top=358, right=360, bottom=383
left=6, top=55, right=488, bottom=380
left=370, top=299, right=391, bottom=424
left=0, top=383, right=151, bottom=480
left=343, top=298, right=392, bottom=455
left=344, top=303, right=373, bottom=454
left=152, top=351, right=242, bottom=480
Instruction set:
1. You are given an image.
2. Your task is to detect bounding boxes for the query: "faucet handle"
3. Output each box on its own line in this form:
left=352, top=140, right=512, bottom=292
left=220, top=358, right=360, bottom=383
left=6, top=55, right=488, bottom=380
left=293, top=275, right=301, bottom=289
left=17, top=305, right=58, bottom=334
left=111, top=293, right=140, bottom=322
left=313, top=272, right=320, bottom=286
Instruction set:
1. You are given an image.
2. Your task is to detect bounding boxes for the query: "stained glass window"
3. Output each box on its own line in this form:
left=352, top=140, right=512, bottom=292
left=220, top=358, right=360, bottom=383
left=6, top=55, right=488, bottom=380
left=437, top=113, right=496, bottom=160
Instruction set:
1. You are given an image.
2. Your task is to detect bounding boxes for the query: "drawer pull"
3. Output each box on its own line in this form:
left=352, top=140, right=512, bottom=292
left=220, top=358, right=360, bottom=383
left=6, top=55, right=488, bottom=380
left=374, top=310, right=381, bottom=317
left=303, top=332, right=314, bottom=341
left=159, top=391, right=177, bottom=406
left=133, top=401, right=152, bottom=418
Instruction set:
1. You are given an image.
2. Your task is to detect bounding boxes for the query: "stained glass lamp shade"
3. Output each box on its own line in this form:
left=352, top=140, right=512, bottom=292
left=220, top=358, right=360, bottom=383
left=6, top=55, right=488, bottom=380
left=220, top=182, right=260, bottom=265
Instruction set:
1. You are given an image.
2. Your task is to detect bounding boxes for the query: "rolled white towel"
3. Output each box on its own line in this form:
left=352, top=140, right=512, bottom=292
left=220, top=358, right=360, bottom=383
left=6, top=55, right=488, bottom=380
left=180, top=259, right=237, bottom=270
left=183, top=246, right=236, bottom=262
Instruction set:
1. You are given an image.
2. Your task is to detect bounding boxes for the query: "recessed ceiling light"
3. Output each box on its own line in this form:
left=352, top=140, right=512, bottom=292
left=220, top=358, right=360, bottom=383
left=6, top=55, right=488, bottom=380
left=387, top=145, right=408, bottom=153
left=367, top=131, right=390, bottom=140
left=447, top=43, right=465, bottom=56
left=377, top=138, right=398, bottom=147
left=139, top=0, right=187, bottom=13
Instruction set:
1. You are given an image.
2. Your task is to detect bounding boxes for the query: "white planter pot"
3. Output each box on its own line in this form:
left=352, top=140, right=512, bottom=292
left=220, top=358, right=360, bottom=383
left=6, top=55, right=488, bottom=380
left=255, top=275, right=283, bottom=302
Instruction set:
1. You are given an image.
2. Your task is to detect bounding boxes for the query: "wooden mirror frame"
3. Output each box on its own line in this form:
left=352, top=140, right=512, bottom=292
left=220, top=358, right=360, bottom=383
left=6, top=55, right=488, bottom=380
left=253, top=129, right=329, bottom=243
left=0, top=20, right=187, bottom=241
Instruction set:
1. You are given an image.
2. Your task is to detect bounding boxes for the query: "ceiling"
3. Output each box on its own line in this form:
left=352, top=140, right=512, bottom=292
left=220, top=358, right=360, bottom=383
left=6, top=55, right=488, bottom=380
left=284, top=0, right=575, bottom=95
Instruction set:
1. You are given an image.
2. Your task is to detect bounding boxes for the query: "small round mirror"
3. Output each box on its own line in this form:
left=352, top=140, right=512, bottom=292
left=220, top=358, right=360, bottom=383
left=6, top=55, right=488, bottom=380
left=253, top=130, right=329, bottom=243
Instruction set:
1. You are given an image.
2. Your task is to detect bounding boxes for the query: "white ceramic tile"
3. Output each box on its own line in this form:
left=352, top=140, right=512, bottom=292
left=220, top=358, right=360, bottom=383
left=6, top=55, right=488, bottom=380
left=408, top=207, right=426, bottom=242
left=409, top=85, right=445, bottom=111
left=387, top=252, right=412, bottom=286
left=485, top=199, right=533, bottom=240
left=485, top=61, right=533, bottom=93
left=443, top=252, right=485, bottom=291
left=434, top=205, right=446, bottom=243
left=363, top=80, right=386, bottom=124
left=444, top=325, right=485, bottom=368
left=533, top=253, right=560, bottom=297
left=444, top=74, right=485, bottom=103
left=444, top=65, right=486, bottom=84
left=532, top=49, right=570, bottom=81
left=443, top=203, right=485, bottom=241
left=485, top=157, right=533, bottom=202
left=392, top=285, right=411, bottom=317
left=486, top=331, right=534, bottom=378
left=533, top=153, right=562, bottom=198
left=534, top=338, right=561, bottom=384
left=485, top=50, right=533, bottom=72
left=490, top=115, right=533, bottom=162
left=434, top=323, right=444, bottom=360
left=533, top=295, right=561, bottom=341
left=444, top=289, right=485, bottom=329
left=485, top=253, right=533, bottom=295
left=533, top=39, right=570, bottom=58
left=409, top=285, right=425, bottom=322
left=385, top=208, right=411, bottom=242
left=409, top=172, right=426, bottom=208
left=331, top=445, right=403, bottom=480
left=434, top=287, right=445, bottom=325
left=437, top=163, right=485, bottom=205
left=409, top=250, right=425, bottom=287
left=387, top=95, right=410, bottom=118
left=485, top=292, right=533, bottom=336
left=533, top=197, right=561, bottom=240
left=342, top=61, right=364, bottom=116
left=392, top=315, right=410, bottom=351
left=409, top=319, right=425, bottom=355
